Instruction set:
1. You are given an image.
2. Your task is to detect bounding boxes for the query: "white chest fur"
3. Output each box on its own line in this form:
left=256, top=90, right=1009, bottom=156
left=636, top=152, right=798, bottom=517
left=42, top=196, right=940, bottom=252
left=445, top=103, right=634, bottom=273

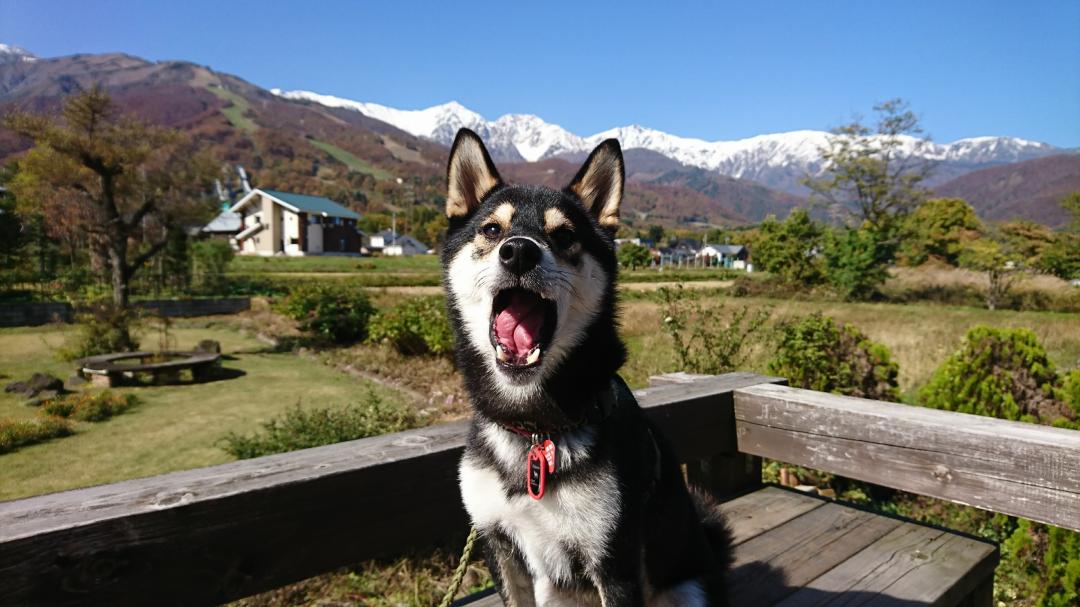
left=459, top=424, right=620, bottom=586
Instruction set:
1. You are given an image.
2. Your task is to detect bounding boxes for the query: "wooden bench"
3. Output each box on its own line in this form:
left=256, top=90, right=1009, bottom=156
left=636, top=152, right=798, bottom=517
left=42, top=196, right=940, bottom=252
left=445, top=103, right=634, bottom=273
left=1, top=372, right=1076, bottom=606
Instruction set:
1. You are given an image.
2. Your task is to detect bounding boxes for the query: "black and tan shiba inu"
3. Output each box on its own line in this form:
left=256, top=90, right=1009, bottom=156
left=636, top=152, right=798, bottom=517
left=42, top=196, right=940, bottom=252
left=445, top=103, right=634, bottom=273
left=442, top=128, right=732, bottom=606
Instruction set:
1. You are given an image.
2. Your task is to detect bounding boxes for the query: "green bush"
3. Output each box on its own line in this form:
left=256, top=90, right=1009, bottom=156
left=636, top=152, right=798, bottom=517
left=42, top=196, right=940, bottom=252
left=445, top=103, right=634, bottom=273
left=368, top=296, right=453, bottom=356
left=919, top=326, right=1072, bottom=425
left=0, top=416, right=73, bottom=454
left=1064, top=370, right=1080, bottom=419
left=617, top=242, right=652, bottom=270
left=220, top=391, right=419, bottom=459
left=41, top=391, right=137, bottom=422
left=768, top=312, right=899, bottom=401
left=192, top=239, right=235, bottom=294
left=996, top=518, right=1080, bottom=607
left=276, top=282, right=376, bottom=344
left=822, top=227, right=894, bottom=301
left=751, top=209, right=824, bottom=286
left=918, top=326, right=1079, bottom=605
left=58, top=302, right=141, bottom=360
left=659, top=285, right=771, bottom=374
left=899, top=197, right=983, bottom=266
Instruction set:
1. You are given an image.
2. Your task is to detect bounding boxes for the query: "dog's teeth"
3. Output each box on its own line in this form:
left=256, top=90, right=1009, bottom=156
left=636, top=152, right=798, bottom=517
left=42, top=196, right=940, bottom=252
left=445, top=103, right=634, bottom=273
left=526, top=347, right=541, bottom=365
left=496, top=345, right=512, bottom=362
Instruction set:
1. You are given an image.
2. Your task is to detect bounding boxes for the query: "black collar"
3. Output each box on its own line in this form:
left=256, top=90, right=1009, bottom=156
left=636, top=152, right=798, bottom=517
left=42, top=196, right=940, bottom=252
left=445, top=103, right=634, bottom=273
left=497, top=376, right=626, bottom=438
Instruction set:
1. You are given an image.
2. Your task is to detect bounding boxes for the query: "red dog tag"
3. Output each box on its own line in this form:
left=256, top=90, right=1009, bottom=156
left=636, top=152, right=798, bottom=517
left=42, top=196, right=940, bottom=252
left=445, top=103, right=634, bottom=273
left=542, top=439, right=556, bottom=473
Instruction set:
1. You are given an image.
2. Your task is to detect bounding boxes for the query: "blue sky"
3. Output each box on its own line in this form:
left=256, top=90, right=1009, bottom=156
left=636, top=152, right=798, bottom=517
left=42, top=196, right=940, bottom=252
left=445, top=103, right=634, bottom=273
left=3, top=0, right=1078, bottom=146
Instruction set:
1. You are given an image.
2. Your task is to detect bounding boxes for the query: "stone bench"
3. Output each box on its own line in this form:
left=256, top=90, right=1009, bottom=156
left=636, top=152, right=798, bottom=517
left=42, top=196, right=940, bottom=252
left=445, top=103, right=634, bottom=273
left=76, top=351, right=222, bottom=387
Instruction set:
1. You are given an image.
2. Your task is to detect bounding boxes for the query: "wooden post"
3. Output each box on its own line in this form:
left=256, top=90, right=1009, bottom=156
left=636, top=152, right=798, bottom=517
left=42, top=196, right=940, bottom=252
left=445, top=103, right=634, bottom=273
left=647, top=372, right=784, bottom=500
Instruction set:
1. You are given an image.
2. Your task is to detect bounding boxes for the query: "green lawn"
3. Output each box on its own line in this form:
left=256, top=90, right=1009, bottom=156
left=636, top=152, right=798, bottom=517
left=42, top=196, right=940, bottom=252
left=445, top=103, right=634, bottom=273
left=230, top=254, right=441, bottom=274
left=0, top=323, right=406, bottom=501
left=206, top=85, right=258, bottom=132
left=308, top=139, right=395, bottom=180
left=226, top=255, right=735, bottom=284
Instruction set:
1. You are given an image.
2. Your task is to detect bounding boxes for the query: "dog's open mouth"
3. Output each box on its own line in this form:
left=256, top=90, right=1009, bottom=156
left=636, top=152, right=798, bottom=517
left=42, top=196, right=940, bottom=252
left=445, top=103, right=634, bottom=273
left=490, top=288, right=557, bottom=369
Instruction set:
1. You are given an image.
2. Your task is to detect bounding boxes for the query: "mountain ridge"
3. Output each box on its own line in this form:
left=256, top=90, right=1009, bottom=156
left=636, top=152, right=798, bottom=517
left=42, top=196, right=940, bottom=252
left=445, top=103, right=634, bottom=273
left=274, top=89, right=1064, bottom=194
left=0, top=47, right=1070, bottom=228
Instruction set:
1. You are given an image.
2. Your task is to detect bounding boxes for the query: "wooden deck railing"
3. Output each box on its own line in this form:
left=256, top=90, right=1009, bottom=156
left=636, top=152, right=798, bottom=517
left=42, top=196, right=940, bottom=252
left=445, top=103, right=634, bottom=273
left=1, top=371, right=1077, bottom=606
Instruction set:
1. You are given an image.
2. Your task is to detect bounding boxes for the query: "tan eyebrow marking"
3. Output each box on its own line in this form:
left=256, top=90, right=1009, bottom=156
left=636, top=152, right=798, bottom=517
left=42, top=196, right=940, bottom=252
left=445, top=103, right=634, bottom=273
left=544, top=208, right=571, bottom=232
left=490, top=202, right=516, bottom=228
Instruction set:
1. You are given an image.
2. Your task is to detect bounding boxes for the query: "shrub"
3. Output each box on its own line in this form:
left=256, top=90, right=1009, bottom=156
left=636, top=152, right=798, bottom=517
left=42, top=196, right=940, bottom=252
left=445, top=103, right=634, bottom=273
left=997, top=518, right=1080, bottom=607
left=220, top=391, right=419, bottom=459
left=1064, top=369, right=1080, bottom=420
left=58, top=302, right=141, bottom=360
left=41, top=391, right=137, bottom=422
left=768, top=312, right=899, bottom=401
left=919, top=327, right=1072, bottom=425
left=368, top=296, right=453, bottom=356
left=659, top=285, right=771, bottom=374
left=192, top=239, right=235, bottom=294
left=276, top=282, right=376, bottom=344
left=617, top=242, right=652, bottom=270
left=0, top=416, right=73, bottom=454
left=899, top=197, right=982, bottom=267
left=752, top=209, right=825, bottom=286
left=822, top=228, right=894, bottom=300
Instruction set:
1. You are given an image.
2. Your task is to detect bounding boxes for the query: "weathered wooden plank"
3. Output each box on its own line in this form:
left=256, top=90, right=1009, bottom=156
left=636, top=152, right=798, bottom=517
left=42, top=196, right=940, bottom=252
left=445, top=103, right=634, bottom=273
left=775, top=522, right=997, bottom=606
left=728, top=503, right=903, bottom=605
left=456, top=488, right=995, bottom=607
left=0, top=422, right=472, bottom=606
left=0, top=372, right=782, bottom=606
left=735, top=383, right=1080, bottom=532
left=717, top=486, right=825, bottom=546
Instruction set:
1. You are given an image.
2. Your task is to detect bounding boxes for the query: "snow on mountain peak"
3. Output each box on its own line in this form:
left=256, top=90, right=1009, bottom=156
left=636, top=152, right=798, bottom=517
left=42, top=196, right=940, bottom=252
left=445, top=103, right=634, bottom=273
left=272, top=89, right=1061, bottom=189
left=0, top=43, right=37, bottom=63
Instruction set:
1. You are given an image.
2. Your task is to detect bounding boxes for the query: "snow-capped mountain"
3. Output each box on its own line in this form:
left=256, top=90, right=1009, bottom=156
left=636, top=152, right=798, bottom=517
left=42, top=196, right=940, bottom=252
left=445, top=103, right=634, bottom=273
left=273, top=89, right=1062, bottom=193
left=0, top=44, right=37, bottom=64
left=271, top=90, right=586, bottom=162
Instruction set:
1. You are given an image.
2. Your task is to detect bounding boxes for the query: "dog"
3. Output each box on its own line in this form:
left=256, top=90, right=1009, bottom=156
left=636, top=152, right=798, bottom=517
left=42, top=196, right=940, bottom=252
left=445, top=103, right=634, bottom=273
left=442, top=128, right=732, bottom=606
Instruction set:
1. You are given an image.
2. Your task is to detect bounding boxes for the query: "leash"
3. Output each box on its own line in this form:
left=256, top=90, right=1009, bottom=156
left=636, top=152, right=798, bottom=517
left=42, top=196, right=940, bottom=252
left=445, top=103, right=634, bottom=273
left=437, top=525, right=479, bottom=607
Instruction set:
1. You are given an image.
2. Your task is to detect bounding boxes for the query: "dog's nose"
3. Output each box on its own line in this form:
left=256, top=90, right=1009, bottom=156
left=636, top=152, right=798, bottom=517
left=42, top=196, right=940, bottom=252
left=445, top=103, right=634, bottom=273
left=499, top=237, right=541, bottom=275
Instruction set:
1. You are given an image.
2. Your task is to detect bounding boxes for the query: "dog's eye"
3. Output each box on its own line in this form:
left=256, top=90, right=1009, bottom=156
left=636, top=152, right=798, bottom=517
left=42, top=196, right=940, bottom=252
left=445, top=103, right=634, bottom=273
left=551, top=227, right=576, bottom=249
left=481, top=223, right=502, bottom=239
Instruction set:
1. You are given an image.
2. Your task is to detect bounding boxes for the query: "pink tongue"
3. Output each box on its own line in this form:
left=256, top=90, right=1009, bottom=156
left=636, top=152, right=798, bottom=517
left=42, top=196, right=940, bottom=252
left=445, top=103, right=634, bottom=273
left=495, top=293, right=544, bottom=355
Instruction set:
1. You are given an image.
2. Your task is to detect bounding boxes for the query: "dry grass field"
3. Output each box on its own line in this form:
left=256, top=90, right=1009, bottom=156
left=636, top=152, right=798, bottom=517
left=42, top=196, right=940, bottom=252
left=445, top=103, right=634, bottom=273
left=618, top=294, right=1080, bottom=399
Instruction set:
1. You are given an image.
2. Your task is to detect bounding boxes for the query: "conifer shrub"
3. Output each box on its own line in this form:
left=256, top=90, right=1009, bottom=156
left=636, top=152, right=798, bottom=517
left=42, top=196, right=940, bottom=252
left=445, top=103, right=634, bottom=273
left=1063, top=369, right=1080, bottom=420
left=276, top=282, right=376, bottom=344
left=919, top=326, right=1073, bottom=425
left=768, top=312, right=899, bottom=401
left=915, top=327, right=1079, bottom=605
left=368, top=296, right=453, bottom=356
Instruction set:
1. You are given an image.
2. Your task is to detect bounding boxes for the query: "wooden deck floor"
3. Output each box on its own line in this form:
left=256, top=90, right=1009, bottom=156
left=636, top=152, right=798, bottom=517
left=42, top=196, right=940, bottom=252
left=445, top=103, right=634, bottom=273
left=459, top=486, right=997, bottom=606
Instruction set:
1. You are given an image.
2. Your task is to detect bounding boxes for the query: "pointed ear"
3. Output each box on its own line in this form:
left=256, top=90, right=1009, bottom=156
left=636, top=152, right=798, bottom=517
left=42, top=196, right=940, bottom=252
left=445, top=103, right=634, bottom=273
left=446, top=128, right=502, bottom=219
left=567, top=139, right=624, bottom=230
